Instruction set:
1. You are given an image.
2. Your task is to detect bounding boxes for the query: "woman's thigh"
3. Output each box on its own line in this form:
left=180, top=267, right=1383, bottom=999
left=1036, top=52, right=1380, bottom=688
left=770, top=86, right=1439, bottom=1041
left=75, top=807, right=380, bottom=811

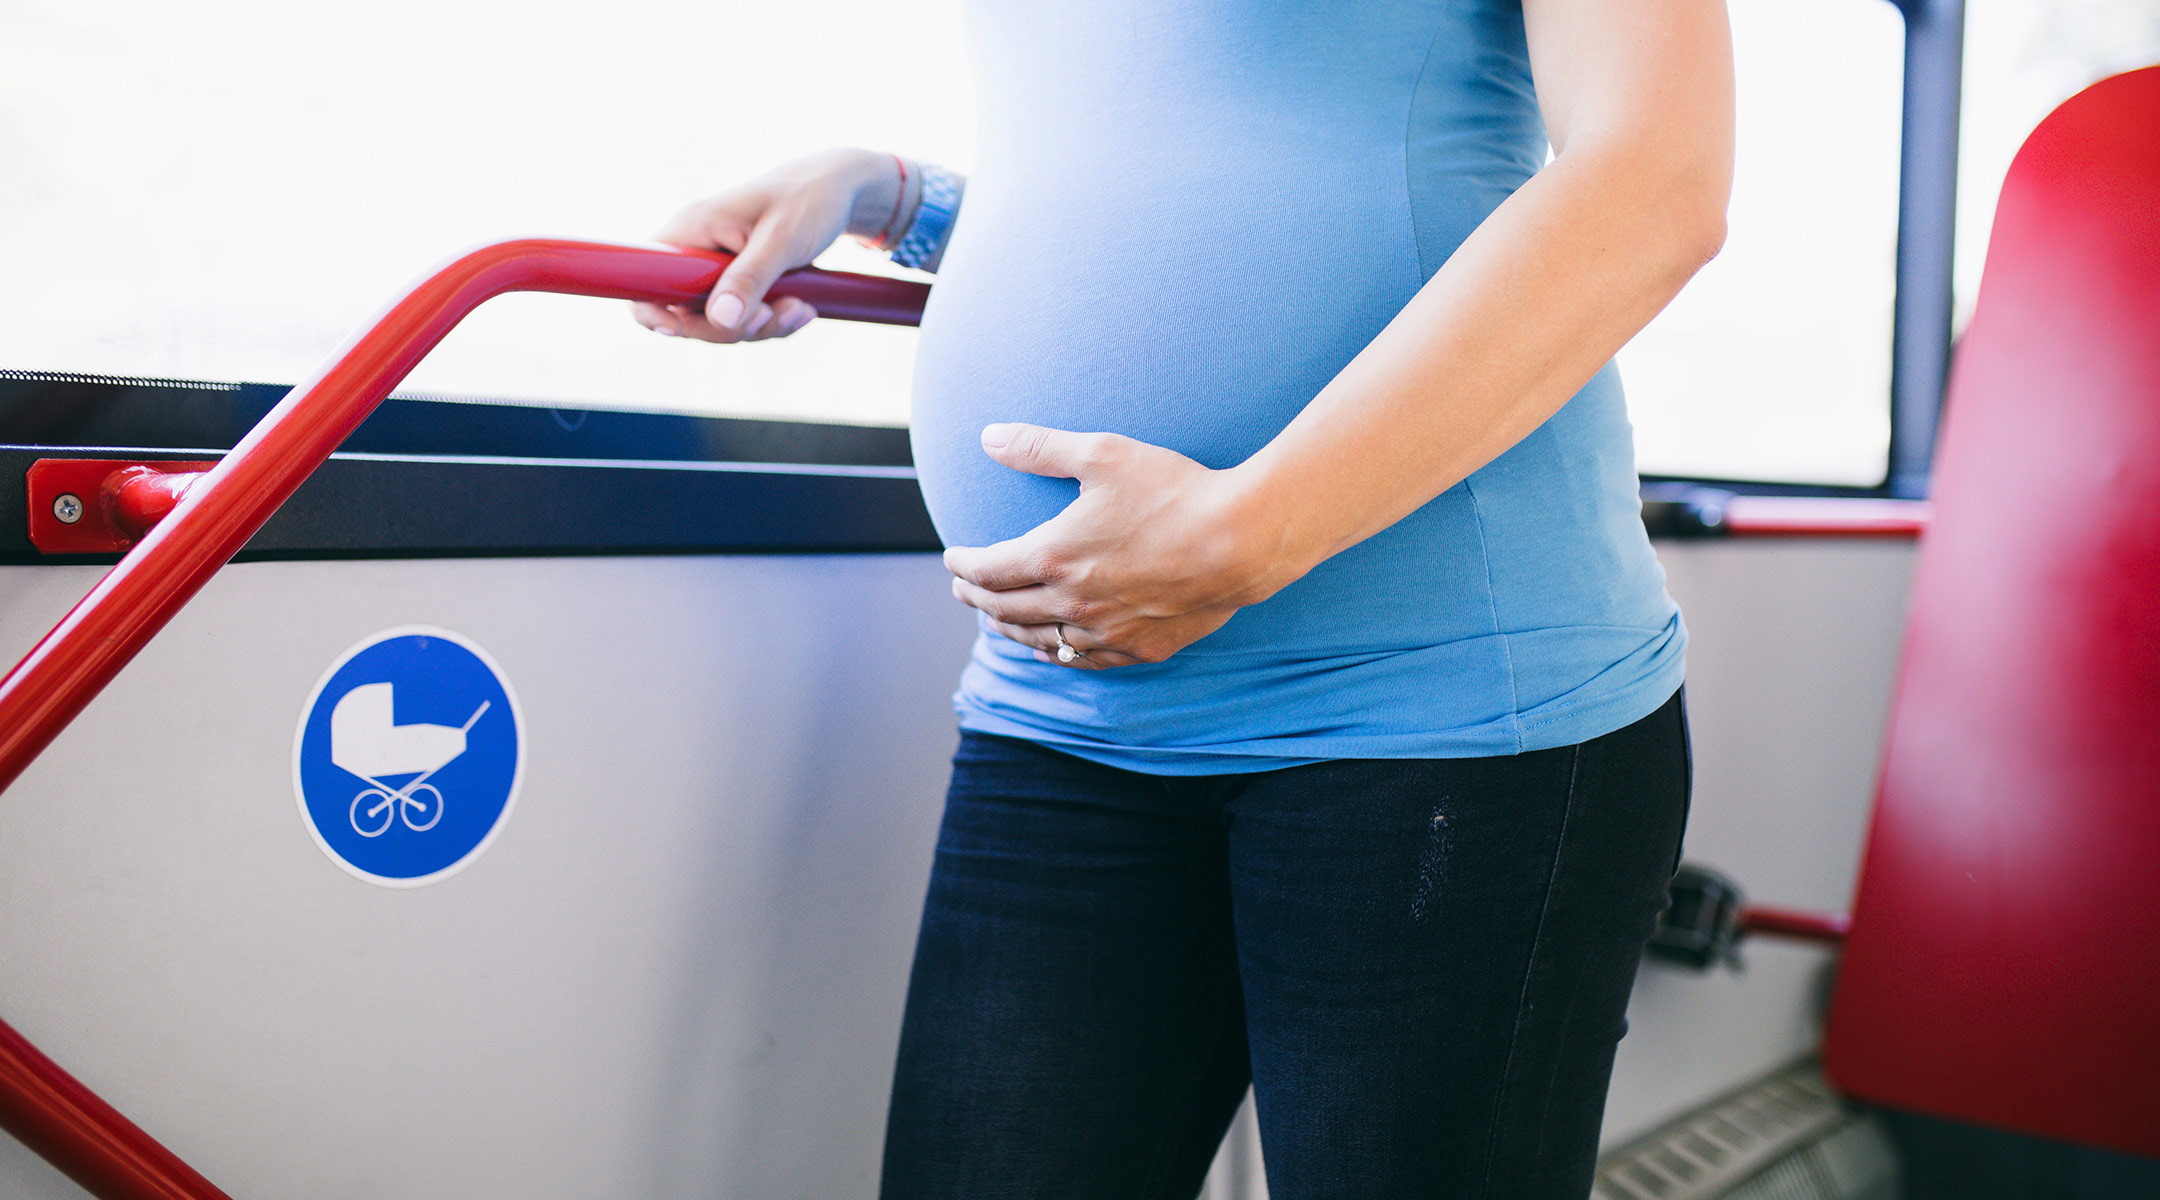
left=1228, top=691, right=1691, bottom=1200
left=880, top=733, right=1251, bottom=1200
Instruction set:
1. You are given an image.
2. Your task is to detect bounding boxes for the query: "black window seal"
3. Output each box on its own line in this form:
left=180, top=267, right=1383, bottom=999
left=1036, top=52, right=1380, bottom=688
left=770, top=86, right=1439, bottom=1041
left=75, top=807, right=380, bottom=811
left=0, top=372, right=941, bottom=564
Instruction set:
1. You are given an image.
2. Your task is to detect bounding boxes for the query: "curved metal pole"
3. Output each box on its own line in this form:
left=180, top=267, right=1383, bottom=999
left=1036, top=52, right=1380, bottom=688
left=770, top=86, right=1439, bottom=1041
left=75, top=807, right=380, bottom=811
left=0, top=1019, right=235, bottom=1200
left=0, top=238, right=927, bottom=1200
left=0, top=238, right=926, bottom=796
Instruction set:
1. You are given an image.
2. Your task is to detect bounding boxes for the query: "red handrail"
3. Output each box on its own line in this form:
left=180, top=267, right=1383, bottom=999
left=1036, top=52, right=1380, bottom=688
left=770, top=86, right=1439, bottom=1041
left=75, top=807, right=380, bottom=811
left=0, top=1021, right=234, bottom=1200
left=1720, top=497, right=1933, bottom=537
left=0, top=238, right=928, bottom=1200
left=0, top=238, right=925, bottom=793
left=1741, top=905, right=1853, bottom=945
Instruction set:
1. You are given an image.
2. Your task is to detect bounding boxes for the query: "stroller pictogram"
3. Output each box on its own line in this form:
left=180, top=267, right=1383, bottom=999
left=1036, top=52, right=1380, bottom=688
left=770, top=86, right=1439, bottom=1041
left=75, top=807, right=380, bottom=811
left=330, top=682, right=491, bottom=837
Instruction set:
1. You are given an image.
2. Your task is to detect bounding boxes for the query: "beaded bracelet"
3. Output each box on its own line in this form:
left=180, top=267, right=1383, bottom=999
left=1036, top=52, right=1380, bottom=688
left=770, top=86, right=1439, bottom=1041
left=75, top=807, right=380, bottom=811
left=889, top=162, right=964, bottom=272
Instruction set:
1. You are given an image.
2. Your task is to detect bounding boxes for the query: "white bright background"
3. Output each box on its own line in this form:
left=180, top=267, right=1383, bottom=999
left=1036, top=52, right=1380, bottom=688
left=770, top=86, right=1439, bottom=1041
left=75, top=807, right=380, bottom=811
left=3, top=0, right=2156, bottom=482
left=1618, top=0, right=1905, bottom=486
left=0, top=0, right=975, bottom=426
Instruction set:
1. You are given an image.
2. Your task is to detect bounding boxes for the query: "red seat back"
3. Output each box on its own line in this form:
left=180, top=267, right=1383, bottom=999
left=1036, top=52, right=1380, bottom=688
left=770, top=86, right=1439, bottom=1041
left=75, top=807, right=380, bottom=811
left=1824, top=66, right=2160, bottom=1158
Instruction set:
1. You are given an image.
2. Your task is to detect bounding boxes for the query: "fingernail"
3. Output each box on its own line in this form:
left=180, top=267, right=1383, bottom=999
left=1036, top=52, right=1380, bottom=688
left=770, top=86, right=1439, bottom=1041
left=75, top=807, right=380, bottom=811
left=709, top=293, right=745, bottom=329
left=981, top=423, right=1016, bottom=449
left=654, top=321, right=678, bottom=337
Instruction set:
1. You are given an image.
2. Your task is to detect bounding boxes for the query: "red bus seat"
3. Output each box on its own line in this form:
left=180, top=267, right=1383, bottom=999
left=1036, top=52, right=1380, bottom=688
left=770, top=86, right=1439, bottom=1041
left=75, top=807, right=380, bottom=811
left=1823, top=65, right=2160, bottom=1159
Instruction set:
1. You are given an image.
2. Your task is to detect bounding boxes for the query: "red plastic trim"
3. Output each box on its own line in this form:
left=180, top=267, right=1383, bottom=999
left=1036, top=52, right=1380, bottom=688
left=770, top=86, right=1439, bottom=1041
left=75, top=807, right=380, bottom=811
left=1740, top=905, right=1852, bottom=945
left=1720, top=497, right=1933, bottom=537
left=0, top=239, right=926, bottom=1200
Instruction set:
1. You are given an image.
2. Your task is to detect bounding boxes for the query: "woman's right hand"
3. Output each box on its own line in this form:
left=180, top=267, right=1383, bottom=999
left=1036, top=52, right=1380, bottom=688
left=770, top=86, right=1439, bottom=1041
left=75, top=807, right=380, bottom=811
left=631, top=148, right=901, bottom=344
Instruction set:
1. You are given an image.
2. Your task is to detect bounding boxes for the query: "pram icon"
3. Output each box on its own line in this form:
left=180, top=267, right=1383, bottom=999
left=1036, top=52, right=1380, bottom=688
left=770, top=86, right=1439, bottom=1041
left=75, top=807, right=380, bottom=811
left=331, top=682, right=491, bottom=837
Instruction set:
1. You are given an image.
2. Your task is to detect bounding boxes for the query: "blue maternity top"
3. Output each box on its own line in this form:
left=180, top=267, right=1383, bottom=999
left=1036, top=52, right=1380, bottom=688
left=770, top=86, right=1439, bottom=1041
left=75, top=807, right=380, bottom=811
left=908, top=0, right=1686, bottom=774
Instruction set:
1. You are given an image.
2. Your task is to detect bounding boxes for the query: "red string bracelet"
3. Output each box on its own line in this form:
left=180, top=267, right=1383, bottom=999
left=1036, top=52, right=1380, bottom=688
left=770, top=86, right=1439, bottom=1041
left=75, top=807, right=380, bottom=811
left=871, top=153, right=911, bottom=249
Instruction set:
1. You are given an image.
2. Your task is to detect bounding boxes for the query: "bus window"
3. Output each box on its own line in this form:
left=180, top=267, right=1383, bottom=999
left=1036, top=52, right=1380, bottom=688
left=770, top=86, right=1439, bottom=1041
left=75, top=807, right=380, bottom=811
left=16, top=1, right=2154, bottom=485
left=1620, top=0, right=1906, bottom=488
left=0, top=0, right=973, bottom=427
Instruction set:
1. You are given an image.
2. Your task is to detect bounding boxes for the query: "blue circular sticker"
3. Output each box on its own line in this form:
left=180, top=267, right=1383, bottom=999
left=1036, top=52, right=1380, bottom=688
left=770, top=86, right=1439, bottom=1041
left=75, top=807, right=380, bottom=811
left=293, top=627, right=523, bottom=887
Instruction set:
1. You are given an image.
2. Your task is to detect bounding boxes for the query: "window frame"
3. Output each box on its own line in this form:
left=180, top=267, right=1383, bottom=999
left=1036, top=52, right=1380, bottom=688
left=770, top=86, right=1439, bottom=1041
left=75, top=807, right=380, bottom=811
left=1644, top=0, right=1964, bottom=502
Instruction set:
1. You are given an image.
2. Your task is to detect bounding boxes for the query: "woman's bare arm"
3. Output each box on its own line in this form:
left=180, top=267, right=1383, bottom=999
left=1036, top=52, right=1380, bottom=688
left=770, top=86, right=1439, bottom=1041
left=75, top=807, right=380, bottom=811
left=945, top=0, right=1735, bottom=668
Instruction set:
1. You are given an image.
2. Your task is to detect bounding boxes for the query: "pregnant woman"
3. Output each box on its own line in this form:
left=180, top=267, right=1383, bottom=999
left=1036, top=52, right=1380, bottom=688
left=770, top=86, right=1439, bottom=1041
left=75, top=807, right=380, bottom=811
left=635, top=0, right=1731, bottom=1194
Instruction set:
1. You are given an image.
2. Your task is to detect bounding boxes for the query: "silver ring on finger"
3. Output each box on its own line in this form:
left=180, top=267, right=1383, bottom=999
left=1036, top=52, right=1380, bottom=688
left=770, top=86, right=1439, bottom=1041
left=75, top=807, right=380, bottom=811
left=1054, top=625, right=1086, bottom=664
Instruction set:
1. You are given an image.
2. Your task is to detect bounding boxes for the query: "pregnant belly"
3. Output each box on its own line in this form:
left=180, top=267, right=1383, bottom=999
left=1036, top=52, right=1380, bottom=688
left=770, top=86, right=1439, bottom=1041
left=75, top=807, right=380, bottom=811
left=908, top=243, right=1421, bottom=552
left=902, top=224, right=1521, bottom=656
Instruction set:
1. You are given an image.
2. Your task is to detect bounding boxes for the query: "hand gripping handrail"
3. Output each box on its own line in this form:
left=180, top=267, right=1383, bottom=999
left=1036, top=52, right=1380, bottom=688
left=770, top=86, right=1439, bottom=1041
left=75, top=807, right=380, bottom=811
left=0, top=238, right=928, bottom=1200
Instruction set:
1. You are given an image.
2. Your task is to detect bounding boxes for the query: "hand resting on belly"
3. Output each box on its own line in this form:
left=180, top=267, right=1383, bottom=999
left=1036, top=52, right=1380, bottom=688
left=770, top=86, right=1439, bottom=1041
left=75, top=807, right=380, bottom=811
left=943, top=422, right=1303, bottom=670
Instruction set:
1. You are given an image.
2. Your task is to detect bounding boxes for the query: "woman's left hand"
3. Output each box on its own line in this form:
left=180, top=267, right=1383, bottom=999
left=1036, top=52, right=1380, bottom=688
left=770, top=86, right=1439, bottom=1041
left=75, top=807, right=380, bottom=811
left=943, top=423, right=1304, bottom=669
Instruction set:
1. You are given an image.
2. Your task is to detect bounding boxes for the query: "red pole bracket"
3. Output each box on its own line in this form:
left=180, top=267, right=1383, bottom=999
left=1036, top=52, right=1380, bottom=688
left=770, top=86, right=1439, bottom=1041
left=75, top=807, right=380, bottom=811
left=25, top=460, right=217, bottom=555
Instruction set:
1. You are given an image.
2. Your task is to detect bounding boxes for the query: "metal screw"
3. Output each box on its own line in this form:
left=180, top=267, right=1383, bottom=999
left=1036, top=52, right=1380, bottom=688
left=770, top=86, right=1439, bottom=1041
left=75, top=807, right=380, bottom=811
left=52, top=494, right=84, bottom=525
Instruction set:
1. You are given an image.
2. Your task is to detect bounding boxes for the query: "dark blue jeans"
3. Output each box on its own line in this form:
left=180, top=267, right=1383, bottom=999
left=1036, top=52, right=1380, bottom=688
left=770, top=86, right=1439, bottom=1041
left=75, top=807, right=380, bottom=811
left=881, top=690, right=1690, bottom=1200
